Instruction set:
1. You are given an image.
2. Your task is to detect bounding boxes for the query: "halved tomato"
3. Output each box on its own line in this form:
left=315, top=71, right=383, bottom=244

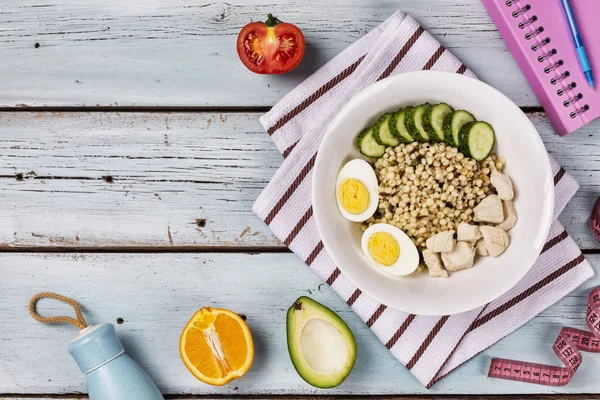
left=236, top=14, right=305, bottom=74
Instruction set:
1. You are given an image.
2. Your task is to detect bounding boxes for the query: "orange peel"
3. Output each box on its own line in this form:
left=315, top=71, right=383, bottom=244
left=179, top=307, right=254, bottom=386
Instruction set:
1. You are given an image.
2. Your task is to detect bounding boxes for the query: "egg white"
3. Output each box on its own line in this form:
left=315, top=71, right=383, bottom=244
left=361, top=223, right=420, bottom=276
left=335, top=159, right=379, bottom=222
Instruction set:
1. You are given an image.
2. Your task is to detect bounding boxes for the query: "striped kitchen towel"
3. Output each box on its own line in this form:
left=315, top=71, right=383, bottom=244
left=253, top=11, right=594, bottom=388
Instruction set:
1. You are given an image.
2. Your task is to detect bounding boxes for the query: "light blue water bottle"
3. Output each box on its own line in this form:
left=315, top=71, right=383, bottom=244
left=29, top=292, right=164, bottom=400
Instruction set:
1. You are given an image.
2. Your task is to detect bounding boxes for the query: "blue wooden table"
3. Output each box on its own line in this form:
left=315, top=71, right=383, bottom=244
left=1, top=0, right=599, bottom=397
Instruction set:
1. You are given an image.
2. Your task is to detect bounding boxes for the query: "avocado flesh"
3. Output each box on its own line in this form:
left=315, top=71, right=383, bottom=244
left=286, top=296, right=357, bottom=388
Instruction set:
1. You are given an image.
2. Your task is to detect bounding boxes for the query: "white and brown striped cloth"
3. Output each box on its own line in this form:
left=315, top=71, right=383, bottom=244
left=253, top=11, right=594, bottom=387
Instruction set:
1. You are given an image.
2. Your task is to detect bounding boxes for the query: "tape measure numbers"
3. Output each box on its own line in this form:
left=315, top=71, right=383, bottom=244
left=488, top=286, right=600, bottom=386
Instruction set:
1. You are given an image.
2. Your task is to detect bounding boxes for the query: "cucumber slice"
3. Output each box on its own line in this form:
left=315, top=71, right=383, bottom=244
left=443, top=110, right=475, bottom=147
left=424, top=103, right=454, bottom=142
left=459, top=121, right=496, bottom=161
left=405, top=103, right=431, bottom=142
left=356, top=127, right=385, bottom=158
left=373, top=113, right=400, bottom=147
left=390, top=107, right=415, bottom=143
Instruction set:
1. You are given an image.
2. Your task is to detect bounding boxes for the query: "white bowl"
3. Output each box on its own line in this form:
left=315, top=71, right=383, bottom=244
left=312, top=71, right=554, bottom=316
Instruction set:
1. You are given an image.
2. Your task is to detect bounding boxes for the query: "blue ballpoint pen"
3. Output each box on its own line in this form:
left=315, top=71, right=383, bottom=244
left=559, top=0, right=595, bottom=89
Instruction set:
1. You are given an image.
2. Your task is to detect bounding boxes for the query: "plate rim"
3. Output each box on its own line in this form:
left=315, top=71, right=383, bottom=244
left=312, top=70, right=555, bottom=316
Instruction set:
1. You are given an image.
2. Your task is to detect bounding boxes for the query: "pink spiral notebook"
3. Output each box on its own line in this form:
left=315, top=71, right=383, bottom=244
left=482, top=0, right=600, bottom=135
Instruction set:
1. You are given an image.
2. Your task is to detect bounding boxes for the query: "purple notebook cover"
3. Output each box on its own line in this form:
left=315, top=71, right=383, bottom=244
left=482, top=0, right=600, bottom=135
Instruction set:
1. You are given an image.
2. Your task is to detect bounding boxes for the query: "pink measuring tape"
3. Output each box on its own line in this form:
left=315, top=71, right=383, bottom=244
left=488, top=286, right=600, bottom=386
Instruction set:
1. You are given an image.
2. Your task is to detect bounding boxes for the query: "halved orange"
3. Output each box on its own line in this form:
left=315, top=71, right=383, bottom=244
left=179, top=307, right=254, bottom=386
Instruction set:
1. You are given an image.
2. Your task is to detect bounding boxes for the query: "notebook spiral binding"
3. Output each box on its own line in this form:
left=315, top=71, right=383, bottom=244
left=506, top=0, right=590, bottom=118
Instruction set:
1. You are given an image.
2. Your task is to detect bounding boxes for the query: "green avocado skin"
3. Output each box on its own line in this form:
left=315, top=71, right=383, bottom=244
left=286, top=296, right=357, bottom=389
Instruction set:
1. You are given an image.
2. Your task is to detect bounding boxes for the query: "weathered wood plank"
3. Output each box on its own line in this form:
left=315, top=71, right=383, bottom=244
left=0, top=111, right=598, bottom=250
left=0, top=112, right=283, bottom=248
left=0, top=0, right=537, bottom=108
left=3, top=397, right=600, bottom=400
left=0, top=253, right=598, bottom=395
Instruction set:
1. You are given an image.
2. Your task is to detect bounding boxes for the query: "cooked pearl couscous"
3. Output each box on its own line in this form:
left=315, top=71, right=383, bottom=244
left=360, top=142, right=505, bottom=248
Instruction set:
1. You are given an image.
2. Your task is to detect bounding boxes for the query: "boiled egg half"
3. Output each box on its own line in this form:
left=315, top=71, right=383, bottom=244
left=361, top=224, right=420, bottom=276
left=336, top=159, right=379, bottom=222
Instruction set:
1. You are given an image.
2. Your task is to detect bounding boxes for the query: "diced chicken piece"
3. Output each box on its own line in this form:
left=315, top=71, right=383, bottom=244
left=457, top=223, right=482, bottom=242
left=423, top=249, right=449, bottom=278
left=476, top=238, right=488, bottom=256
left=491, top=170, right=514, bottom=200
left=441, top=242, right=476, bottom=272
left=426, top=230, right=455, bottom=253
left=497, top=200, right=518, bottom=231
left=473, top=194, right=504, bottom=224
left=479, top=226, right=510, bottom=257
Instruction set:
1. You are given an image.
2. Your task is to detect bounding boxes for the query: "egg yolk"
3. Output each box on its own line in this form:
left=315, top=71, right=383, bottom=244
left=367, top=232, right=400, bottom=266
left=338, top=178, right=370, bottom=215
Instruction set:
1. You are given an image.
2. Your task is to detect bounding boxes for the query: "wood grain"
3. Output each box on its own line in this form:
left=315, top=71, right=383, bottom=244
left=0, top=112, right=282, bottom=249
left=3, top=397, right=600, bottom=400
left=0, top=252, right=598, bottom=395
left=0, top=111, right=599, bottom=250
left=2, top=1, right=599, bottom=397
left=0, top=0, right=537, bottom=108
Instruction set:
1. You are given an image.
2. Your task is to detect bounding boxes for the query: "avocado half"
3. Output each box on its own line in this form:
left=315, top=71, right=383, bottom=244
left=286, top=296, right=357, bottom=388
